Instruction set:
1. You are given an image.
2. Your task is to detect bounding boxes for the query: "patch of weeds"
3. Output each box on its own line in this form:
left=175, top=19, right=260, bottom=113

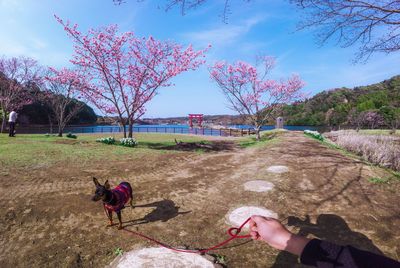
left=368, top=172, right=400, bottom=184
left=239, top=132, right=277, bottom=148
left=392, top=171, right=400, bottom=180
left=114, top=247, right=123, bottom=256
left=212, top=253, right=227, bottom=266
left=368, top=177, right=389, bottom=184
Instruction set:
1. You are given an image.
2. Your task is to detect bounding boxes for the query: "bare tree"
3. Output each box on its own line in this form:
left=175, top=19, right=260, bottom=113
left=0, top=56, right=42, bottom=133
left=43, top=68, right=85, bottom=137
left=113, top=0, right=252, bottom=22
left=291, top=0, right=400, bottom=61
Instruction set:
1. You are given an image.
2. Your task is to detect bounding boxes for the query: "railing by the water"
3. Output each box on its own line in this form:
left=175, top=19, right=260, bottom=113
left=15, top=125, right=256, bottom=137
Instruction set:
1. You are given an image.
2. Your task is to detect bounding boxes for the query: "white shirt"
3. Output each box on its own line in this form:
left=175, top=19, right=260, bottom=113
left=8, top=111, right=17, bottom=122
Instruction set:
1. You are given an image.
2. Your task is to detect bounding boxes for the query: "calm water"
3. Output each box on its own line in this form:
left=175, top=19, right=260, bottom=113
left=63, top=124, right=319, bottom=136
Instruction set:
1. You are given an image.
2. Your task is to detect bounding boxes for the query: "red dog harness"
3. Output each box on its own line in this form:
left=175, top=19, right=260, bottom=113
left=104, top=183, right=131, bottom=213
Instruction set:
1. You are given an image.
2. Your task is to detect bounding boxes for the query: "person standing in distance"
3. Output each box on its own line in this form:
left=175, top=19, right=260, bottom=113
left=8, top=109, right=17, bottom=137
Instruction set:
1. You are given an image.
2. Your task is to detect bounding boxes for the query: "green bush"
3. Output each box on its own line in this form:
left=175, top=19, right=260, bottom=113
left=66, top=133, right=77, bottom=139
left=304, top=130, right=324, bottom=141
left=120, top=137, right=137, bottom=147
left=96, top=136, right=116, bottom=145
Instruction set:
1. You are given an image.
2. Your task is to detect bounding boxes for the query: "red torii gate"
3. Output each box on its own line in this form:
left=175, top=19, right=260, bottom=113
left=188, top=114, right=203, bottom=128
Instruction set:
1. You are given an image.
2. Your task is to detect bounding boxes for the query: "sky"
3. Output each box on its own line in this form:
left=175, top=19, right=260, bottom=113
left=1, top=0, right=399, bottom=118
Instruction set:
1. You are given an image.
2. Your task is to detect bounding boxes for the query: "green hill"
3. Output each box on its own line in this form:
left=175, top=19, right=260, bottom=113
left=282, top=75, right=400, bottom=127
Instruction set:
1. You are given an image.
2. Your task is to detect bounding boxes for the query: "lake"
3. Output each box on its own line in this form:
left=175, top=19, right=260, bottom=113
left=61, top=124, right=320, bottom=136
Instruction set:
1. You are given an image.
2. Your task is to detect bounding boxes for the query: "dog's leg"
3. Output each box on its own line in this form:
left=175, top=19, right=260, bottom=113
left=107, top=210, right=113, bottom=226
left=130, top=193, right=134, bottom=208
left=117, top=211, right=123, bottom=229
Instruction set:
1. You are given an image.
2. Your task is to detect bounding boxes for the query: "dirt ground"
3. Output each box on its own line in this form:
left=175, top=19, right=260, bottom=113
left=1, top=131, right=399, bottom=267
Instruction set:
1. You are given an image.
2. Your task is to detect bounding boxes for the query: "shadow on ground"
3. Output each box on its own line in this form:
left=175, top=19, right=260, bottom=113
left=139, top=140, right=237, bottom=152
left=123, top=199, right=191, bottom=227
left=272, top=214, right=383, bottom=267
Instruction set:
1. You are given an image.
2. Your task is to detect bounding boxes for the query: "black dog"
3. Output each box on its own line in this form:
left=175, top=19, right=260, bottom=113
left=92, top=177, right=133, bottom=229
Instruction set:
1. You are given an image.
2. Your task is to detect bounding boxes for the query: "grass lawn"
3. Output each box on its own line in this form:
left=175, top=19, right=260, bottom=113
left=0, top=132, right=277, bottom=168
left=0, top=133, right=211, bottom=168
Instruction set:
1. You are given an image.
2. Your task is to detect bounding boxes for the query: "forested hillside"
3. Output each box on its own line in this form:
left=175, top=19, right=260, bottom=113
left=282, top=75, right=400, bottom=128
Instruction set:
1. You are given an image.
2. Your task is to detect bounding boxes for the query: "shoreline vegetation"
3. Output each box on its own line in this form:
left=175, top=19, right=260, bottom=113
left=326, top=130, right=400, bottom=172
left=305, top=129, right=400, bottom=173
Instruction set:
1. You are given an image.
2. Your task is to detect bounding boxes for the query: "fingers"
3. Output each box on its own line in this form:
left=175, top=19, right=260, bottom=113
left=249, top=219, right=260, bottom=240
left=250, top=231, right=259, bottom=240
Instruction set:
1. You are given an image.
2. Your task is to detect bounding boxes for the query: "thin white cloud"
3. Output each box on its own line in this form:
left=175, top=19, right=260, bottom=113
left=182, top=15, right=266, bottom=47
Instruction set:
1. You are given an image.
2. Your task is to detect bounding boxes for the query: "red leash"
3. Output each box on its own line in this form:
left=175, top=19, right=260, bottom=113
left=121, top=217, right=252, bottom=254
left=103, top=204, right=252, bottom=253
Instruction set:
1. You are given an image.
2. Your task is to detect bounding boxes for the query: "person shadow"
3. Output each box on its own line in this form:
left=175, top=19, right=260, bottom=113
left=123, top=199, right=191, bottom=227
left=271, top=214, right=383, bottom=267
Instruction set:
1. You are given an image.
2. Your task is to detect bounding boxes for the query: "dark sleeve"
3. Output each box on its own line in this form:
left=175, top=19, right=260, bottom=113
left=300, top=239, right=400, bottom=268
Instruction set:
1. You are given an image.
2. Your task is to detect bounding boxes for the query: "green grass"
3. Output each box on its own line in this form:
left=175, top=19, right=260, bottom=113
left=238, top=130, right=283, bottom=148
left=0, top=133, right=209, bottom=168
left=368, top=177, right=390, bottom=184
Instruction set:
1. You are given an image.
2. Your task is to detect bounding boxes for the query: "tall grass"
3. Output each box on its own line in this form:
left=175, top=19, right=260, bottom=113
left=329, top=130, right=400, bottom=171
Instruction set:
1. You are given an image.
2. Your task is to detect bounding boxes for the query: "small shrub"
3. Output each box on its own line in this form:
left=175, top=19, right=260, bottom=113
left=120, top=137, right=137, bottom=147
left=66, top=132, right=77, bottom=139
left=96, top=136, right=116, bottom=145
left=44, top=133, right=56, bottom=137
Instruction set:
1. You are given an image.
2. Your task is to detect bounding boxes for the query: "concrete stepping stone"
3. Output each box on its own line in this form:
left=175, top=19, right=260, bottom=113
left=109, top=247, right=215, bottom=268
left=266, top=165, right=289, bottom=174
left=243, top=180, right=274, bottom=192
left=227, top=206, right=278, bottom=229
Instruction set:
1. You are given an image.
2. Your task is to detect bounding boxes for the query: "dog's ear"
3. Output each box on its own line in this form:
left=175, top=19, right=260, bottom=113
left=93, top=177, right=100, bottom=186
left=104, top=180, right=111, bottom=189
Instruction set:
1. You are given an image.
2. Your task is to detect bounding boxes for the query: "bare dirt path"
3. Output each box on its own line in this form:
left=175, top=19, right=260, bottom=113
left=0, top=132, right=399, bottom=267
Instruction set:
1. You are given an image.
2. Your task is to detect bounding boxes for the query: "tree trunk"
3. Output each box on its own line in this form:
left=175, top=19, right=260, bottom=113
left=128, top=120, right=133, bottom=138
left=1, top=113, right=6, bottom=133
left=255, top=126, right=261, bottom=141
left=58, top=123, right=63, bottom=137
left=121, top=122, right=127, bottom=138
left=58, top=113, right=64, bottom=137
left=48, top=114, right=53, bottom=134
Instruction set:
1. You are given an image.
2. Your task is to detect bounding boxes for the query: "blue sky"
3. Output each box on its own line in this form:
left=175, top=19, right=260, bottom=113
left=1, top=0, right=399, bottom=118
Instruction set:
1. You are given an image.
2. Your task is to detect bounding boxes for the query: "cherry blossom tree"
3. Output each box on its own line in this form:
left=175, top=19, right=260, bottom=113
left=56, top=15, right=208, bottom=138
left=0, top=56, right=43, bottom=133
left=210, top=56, right=305, bottom=140
left=43, top=67, right=86, bottom=137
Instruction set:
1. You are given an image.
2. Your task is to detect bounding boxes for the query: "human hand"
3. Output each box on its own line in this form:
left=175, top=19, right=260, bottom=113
left=249, top=215, right=292, bottom=250
left=249, top=215, right=310, bottom=256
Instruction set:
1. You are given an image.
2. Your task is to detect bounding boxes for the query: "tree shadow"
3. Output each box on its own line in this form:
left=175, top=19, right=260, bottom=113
left=140, top=140, right=237, bottom=152
left=123, top=199, right=191, bottom=227
left=271, top=214, right=383, bottom=267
